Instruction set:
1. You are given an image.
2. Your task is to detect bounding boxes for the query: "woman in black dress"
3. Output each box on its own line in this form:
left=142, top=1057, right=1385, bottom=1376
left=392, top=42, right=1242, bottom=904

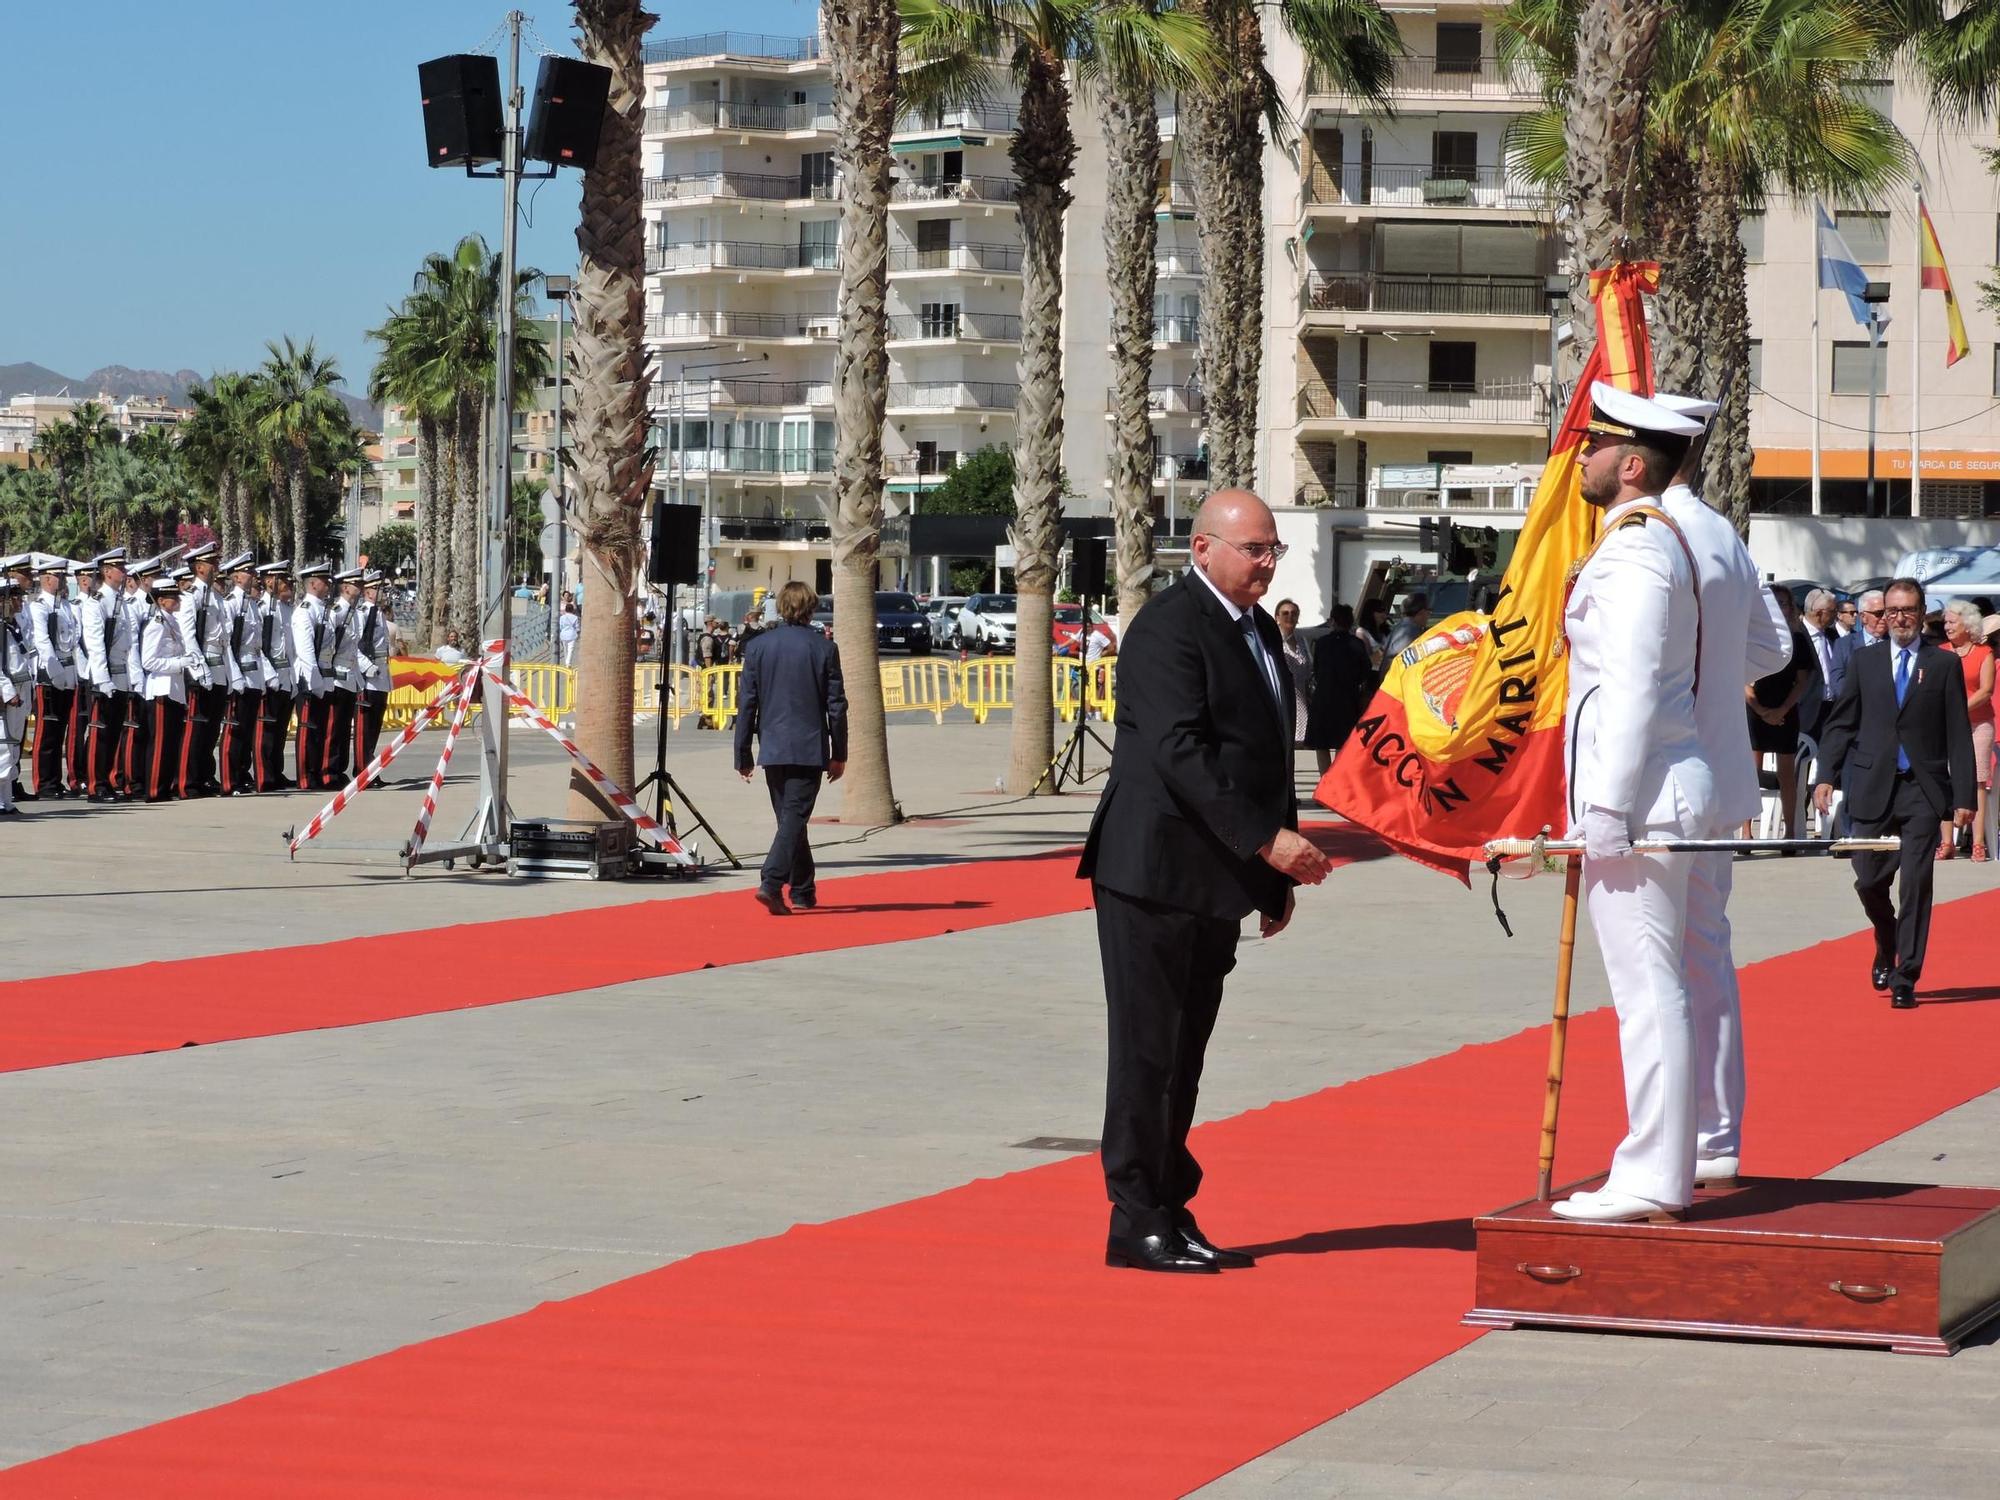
left=1747, top=584, right=1810, bottom=840
left=1306, top=603, right=1376, bottom=773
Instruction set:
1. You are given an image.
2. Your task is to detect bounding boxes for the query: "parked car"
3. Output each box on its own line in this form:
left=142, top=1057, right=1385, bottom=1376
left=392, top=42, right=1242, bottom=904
left=1893, top=546, right=2000, bottom=613
left=955, top=592, right=1018, bottom=653
left=926, top=595, right=967, bottom=648
left=1051, top=602, right=1116, bottom=656
left=811, top=598, right=835, bottom=639
left=873, top=591, right=932, bottom=655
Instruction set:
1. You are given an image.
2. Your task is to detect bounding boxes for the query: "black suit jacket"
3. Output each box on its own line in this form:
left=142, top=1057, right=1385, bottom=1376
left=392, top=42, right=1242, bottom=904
left=1815, top=639, right=1976, bottom=823
left=732, top=621, right=847, bottom=771
left=1078, top=574, right=1297, bottom=922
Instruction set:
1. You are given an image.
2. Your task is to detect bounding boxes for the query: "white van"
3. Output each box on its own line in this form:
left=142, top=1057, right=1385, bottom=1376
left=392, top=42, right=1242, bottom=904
left=1892, top=547, right=2000, bottom=612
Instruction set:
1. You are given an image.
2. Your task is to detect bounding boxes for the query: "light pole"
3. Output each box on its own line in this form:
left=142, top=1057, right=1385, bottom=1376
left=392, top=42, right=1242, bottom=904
left=1862, top=280, right=1891, bottom=519
left=543, top=272, right=572, bottom=647
left=1543, top=273, right=1571, bottom=447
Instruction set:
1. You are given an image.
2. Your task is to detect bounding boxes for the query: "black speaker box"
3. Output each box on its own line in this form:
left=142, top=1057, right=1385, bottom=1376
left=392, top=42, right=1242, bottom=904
left=1073, top=536, right=1108, bottom=598
left=649, top=501, right=702, bottom=586
left=418, top=55, right=504, bottom=168
left=525, top=56, right=613, bottom=170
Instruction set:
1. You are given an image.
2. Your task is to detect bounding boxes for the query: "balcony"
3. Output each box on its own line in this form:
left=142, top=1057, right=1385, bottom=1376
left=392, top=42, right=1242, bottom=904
left=644, top=99, right=836, bottom=135
left=1303, top=163, right=1551, bottom=215
left=1152, top=315, right=1199, bottom=346
left=885, top=380, right=1019, bottom=412
left=884, top=312, right=1023, bottom=343
left=710, top=514, right=834, bottom=542
left=1296, top=379, right=1546, bottom=433
left=1306, top=54, right=1541, bottom=109
left=1292, top=482, right=1366, bottom=508
left=890, top=175, right=1022, bottom=207
left=1151, top=453, right=1209, bottom=482
left=647, top=240, right=840, bottom=275
left=670, top=446, right=835, bottom=479
left=644, top=33, right=821, bottom=66
left=894, top=102, right=1019, bottom=136
left=885, top=453, right=960, bottom=483
left=1299, top=269, right=1546, bottom=324
left=1156, top=179, right=1197, bottom=216
left=1156, top=248, right=1203, bottom=279
left=647, top=311, right=837, bottom=342
left=654, top=378, right=835, bottom=411
left=1105, top=385, right=1204, bottom=418
left=886, top=242, right=1024, bottom=276
left=646, top=171, right=838, bottom=206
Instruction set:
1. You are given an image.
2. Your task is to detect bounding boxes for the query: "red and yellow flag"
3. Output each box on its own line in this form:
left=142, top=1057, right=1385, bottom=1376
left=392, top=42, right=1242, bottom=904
left=1918, top=200, right=1971, bottom=367
left=1313, top=262, right=1661, bottom=880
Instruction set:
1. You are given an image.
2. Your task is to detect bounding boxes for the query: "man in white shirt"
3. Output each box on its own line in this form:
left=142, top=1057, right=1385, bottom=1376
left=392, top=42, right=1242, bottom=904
left=0, top=577, right=32, bottom=814
left=177, top=542, right=238, bottom=798
left=28, top=557, right=80, bottom=798
left=292, top=562, right=335, bottom=788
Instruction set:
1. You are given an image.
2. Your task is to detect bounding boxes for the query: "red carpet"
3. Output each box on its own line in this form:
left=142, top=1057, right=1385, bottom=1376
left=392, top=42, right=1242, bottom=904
left=9, top=886, right=2000, bottom=1497
left=0, top=824, right=1382, bottom=1076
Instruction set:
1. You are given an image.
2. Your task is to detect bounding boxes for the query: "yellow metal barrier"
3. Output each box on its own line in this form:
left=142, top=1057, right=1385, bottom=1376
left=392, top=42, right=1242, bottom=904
left=1088, top=656, right=1117, bottom=720
left=1052, top=659, right=1088, bottom=723
left=509, top=662, right=576, bottom=722
left=700, top=664, right=743, bottom=728
left=959, top=657, right=1016, bottom=724
left=879, top=658, right=955, bottom=723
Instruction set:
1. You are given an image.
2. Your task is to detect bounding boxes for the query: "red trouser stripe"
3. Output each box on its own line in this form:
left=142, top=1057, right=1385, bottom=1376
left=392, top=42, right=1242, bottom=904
left=149, top=701, right=167, bottom=800
left=177, top=696, right=196, bottom=796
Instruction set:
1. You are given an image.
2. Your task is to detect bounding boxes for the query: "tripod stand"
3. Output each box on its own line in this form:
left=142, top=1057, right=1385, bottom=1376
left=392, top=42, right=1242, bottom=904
left=1034, top=598, right=1113, bottom=794
left=633, top=670, right=739, bottom=866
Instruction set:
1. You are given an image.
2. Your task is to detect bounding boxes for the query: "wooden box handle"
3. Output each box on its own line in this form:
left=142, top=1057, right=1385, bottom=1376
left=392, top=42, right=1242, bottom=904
left=1829, top=1281, right=1898, bottom=1302
left=1517, top=1263, right=1581, bottom=1283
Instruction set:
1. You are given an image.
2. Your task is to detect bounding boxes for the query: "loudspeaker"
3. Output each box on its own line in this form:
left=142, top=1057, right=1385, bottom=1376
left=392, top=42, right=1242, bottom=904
left=1073, top=536, right=1108, bottom=599
left=525, top=55, right=613, bottom=171
left=418, top=55, right=504, bottom=168
left=648, top=501, right=701, bottom=586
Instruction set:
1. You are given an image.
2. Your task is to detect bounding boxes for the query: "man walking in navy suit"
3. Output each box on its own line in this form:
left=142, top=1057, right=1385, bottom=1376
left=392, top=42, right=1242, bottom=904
left=734, top=580, right=847, bottom=915
left=1814, top=578, right=1976, bottom=1008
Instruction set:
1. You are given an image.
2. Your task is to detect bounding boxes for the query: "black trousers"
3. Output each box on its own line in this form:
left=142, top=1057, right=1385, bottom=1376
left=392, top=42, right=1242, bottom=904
left=66, top=679, right=94, bottom=788
left=120, top=691, right=150, bottom=795
left=87, top=687, right=130, bottom=794
left=354, top=690, right=386, bottom=771
left=180, top=681, right=228, bottom=795
left=296, top=692, right=330, bottom=787
left=1851, top=775, right=1945, bottom=986
left=1094, top=883, right=1240, bottom=1240
left=760, top=765, right=823, bottom=899
left=145, top=697, right=185, bottom=802
left=322, top=688, right=355, bottom=786
left=256, top=688, right=293, bottom=789
left=32, top=682, right=72, bottom=792
left=220, top=690, right=261, bottom=794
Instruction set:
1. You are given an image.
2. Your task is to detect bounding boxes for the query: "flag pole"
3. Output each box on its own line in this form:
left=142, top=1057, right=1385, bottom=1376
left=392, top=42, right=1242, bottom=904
left=1810, top=293, right=1822, bottom=516
left=1536, top=856, right=1581, bottom=1202
left=1912, top=181, right=1924, bottom=519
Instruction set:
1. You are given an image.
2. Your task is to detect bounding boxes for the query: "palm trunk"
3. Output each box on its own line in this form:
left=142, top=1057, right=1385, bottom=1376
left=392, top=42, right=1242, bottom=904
left=451, top=391, right=483, bottom=648
left=1696, top=155, right=1752, bottom=535
left=1645, top=144, right=1705, bottom=395
left=415, top=415, right=444, bottom=646
left=1102, top=72, right=1161, bottom=632
left=567, top=0, right=656, bottom=815
left=1560, top=0, right=1665, bottom=362
left=826, top=0, right=901, bottom=824
left=1006, top=57, right=1076, bottom=795
left=288, top=449, right=309, bottom=571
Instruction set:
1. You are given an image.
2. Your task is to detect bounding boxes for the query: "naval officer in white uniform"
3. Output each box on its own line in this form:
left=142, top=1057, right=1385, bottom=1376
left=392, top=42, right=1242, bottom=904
left=1556, top=384, right=1722, bottom=1225
left=1653, top=394, right=1795, bottom=1188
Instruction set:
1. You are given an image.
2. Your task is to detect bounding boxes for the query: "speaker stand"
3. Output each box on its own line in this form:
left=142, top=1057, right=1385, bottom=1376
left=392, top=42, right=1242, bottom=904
left=634, top=680, right=740, bottom=867
left=1032, top=597, right=1113, bottom=795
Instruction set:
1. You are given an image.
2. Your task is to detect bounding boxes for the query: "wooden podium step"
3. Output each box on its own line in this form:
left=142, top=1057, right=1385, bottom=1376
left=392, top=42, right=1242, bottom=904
left=1467, top=1176, right=2000, bottom=1356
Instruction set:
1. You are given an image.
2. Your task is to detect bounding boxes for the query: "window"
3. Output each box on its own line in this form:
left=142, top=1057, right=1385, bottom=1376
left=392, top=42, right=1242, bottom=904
left=1846, top=78, right=1893, bottom=117
left=1835, top=210, right=1891, bottom=264
left=799, top=151, right=835, bottom=197
left=1740, top=212, right=1764, bottom=263
left=918, top=301, right=960, bottom=337
left=1992, top=345, right=2000, bottom=398
left=799, top=220, right=838, bottom=269
left=1430, top=131, right=1478, bottom=182
left=1428, top=341, right=1477, bottom=391
left=1831, top=340, right=1888, bottom=394
left=1436, top=22, right=1482, bottom=73
left=915, top=219, right=952, bottom=253
left=1428, top=450, right=1473, bottom=465
left=1749, top=340, right=1762, bottom=389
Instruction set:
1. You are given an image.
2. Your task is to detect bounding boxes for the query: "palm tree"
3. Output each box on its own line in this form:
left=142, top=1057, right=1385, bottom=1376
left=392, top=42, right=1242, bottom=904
left=825, top=0, right=905, bottom=825
left=252, top=337, right=348, bottom=567
left=34, top=401, right=119, bottom=543
left=1179, top=0, right=1399, bottom=486
left=567, top=0, right=656, bottom=812
left=368, top=300, right=451, bottom=642
left=1896, top=1, right=2000, bottom=121
left=180, top=373, right=262, bottom=558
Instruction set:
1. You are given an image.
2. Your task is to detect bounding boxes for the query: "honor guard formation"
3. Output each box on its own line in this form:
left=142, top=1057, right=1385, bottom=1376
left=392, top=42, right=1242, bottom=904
left=0, top=544, right=396, bottom=815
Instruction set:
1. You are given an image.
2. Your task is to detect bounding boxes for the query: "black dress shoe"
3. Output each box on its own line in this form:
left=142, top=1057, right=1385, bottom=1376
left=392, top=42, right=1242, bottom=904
left=753, top=887, right=791, bottom=916
left=1105, top=1231, right=1218, bottom=1274
left=1176, top=1222, right=1256, bottom=1269
left=1871, top=961, right=1893, bottom=992
left=1891, top=983, right=1918, bottom=1010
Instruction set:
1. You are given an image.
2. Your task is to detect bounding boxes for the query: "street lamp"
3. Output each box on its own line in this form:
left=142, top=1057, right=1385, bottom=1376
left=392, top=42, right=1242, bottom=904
left=542, top=272, right=572, bottom=646
left=1862, top=280, right=1891, bottom=519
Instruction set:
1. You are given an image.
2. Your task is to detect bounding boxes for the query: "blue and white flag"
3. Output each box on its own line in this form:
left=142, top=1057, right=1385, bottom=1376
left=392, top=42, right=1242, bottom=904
left=1817, top=202, right=1885, bottom=330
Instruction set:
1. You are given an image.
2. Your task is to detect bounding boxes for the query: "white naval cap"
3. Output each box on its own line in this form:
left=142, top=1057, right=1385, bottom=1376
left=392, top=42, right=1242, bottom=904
left=1586, top=381, right=1706, bottom=442
left=91, top=547, right=127, bottom=569
left=183, top=541, right=219, bottom=563
left=221, top=550, right=255, bottom=573
left=258, top=559, right=292, bottom=578
left=1653, top=391, right=1719, bottom=423
left=297, top=559, right=332, bottom=579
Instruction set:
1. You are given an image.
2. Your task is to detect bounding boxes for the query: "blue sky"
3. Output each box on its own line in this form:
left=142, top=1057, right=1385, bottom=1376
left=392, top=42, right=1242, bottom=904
left=2, top=0, right=818, bottom=401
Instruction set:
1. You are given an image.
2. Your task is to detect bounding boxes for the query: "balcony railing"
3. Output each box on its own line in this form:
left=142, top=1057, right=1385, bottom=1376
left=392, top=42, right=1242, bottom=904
left=1157, top=179, right=1197, bottom=213
left=885, top=453, right=960, bottom=479
left=711, top=514, right=834, bottom=542
left=655, top=378, right=835, bottom=409
left=1151, top=453, right=1209, bottom=481
left=890, top=174, right=1023, bottom=205
left=1106, top=386, right=1204, bottom=417
left=895, top=102, right=1020, bottom=135
left=886, top=380, right=1019, bottom=411
left=1155, top=249, right=1203, bottom=279
left=1308, top=54, right=1541, bottom=102
left=648, top=240, right=840, bottom=273
left=647, top=311, right=836, bottom=340
left=1152, top=315, right=1199, bottom=345
left=646, top=171, right=838, bottom=205
left=644, top=99, right=836, bottom=135
left=672, top=446, right=835, bottom=477
left=886, top=242, right=1025, bottom=274
left=884, top=312, right=1023, bottom=342
left=1296, top=379, right=1545, bottom=426
left=1293, top=482, right=1366, bottom=508
left=1303, top=162, right=1552, bottom=213
left=1300, top=270, right=1545, bottom=318
left=644, top=33, right=821, bottom=65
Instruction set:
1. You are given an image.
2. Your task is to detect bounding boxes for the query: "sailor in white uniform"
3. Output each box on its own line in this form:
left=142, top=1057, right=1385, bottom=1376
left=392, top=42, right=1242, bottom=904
left=1653, top=394, right=1796, bottom=1189
left=292, top=561, right=335, bottom=788
left=1556, top=384, right=1722, bottom=1225
left=140, top=577, right=202, bottom=802
left=28, top=556, right=81, bottom=797
left=0, top=575, right=32, bottom=814
left=256, top=562, right=296, bottom=790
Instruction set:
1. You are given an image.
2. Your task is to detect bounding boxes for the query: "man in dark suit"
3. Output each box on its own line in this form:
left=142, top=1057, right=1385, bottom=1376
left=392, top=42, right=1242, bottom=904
left=734, top=580, right=847, bottom=916
left=1079, top=489, right=1331, bottom=1274
left=1814, top=577, right=1976, bottom=1008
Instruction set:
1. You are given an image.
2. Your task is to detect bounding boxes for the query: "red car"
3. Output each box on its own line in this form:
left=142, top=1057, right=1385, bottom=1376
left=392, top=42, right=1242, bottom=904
left=1052, top=603, right=1117, bottom=656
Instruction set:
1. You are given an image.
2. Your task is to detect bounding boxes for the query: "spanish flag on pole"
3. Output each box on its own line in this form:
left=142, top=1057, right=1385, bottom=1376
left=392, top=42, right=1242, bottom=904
left=1313, top=262, right=1662, bottom=880
left=1919, top=199, right=1971, bottom=367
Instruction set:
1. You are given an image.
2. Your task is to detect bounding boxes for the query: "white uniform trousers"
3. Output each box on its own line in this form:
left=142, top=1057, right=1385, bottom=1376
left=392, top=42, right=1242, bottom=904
left=1684, top=851, right=1745, bottom=1163
left=0, top=701, right=24, bottom=809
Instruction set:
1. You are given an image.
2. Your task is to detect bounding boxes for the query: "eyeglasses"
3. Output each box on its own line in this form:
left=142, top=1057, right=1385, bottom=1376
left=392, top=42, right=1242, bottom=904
left=1200, top=535, right=1289, bottom=564
left=1860, top=609, right=1885, bottom=619
left=1837, top=605, right=1857, bottom=615
left=1881, top=606, right=1922, bottom=620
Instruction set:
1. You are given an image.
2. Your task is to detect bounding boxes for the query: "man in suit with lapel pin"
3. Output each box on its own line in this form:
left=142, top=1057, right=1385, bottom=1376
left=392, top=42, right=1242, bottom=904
left=1814, top=577, right=1976, bottom=1009
left=1079, top=489, right=1331, bottom=1274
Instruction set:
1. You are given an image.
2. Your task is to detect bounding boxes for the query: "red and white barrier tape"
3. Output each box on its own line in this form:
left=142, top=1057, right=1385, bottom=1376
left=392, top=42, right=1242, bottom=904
left=403, top=665, right=483, bottom=863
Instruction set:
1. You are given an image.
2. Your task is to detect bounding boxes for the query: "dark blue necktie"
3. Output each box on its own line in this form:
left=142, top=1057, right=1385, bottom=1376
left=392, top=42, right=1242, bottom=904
left=1894, top=647, right=1911, bottom=773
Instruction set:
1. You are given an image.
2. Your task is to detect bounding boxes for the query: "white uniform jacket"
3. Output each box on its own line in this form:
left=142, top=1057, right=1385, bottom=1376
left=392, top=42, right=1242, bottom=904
left=1564, top=496, right=1717, bottom=833
left=1660, top=484, right=1794, bottom=826
left=328, top=599, right=360, bottom=690
left=81, top=586, right=135, bottom=693
left=224, top=587, right=265, bottom=692
left=352, top=602, right=392, bottom=694
left=141, top=611, right=199, bottom=703
left=261, top=597, right=295, bottom=687
left=28, top=589, right=80, bottom=690
left=122, top=591, right=151, bottom=687
left=183, top=581, right=242, bottom=692
left=292, top=596, right=331, bottom=696
left=2, top=612, right=33, bottom=708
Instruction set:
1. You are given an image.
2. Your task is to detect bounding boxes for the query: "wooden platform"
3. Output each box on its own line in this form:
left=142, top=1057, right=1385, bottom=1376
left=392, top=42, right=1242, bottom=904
left=1467, top=1176, right=2000, bottom=1356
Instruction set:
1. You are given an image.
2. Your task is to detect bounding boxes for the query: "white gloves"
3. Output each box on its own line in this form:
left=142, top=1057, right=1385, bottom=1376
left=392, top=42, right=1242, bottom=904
left=1581, top=804, right=1634, bottom=861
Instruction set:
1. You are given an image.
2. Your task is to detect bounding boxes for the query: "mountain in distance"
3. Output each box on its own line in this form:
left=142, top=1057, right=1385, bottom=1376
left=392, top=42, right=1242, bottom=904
left=0, top=360, right=380, bottom=430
